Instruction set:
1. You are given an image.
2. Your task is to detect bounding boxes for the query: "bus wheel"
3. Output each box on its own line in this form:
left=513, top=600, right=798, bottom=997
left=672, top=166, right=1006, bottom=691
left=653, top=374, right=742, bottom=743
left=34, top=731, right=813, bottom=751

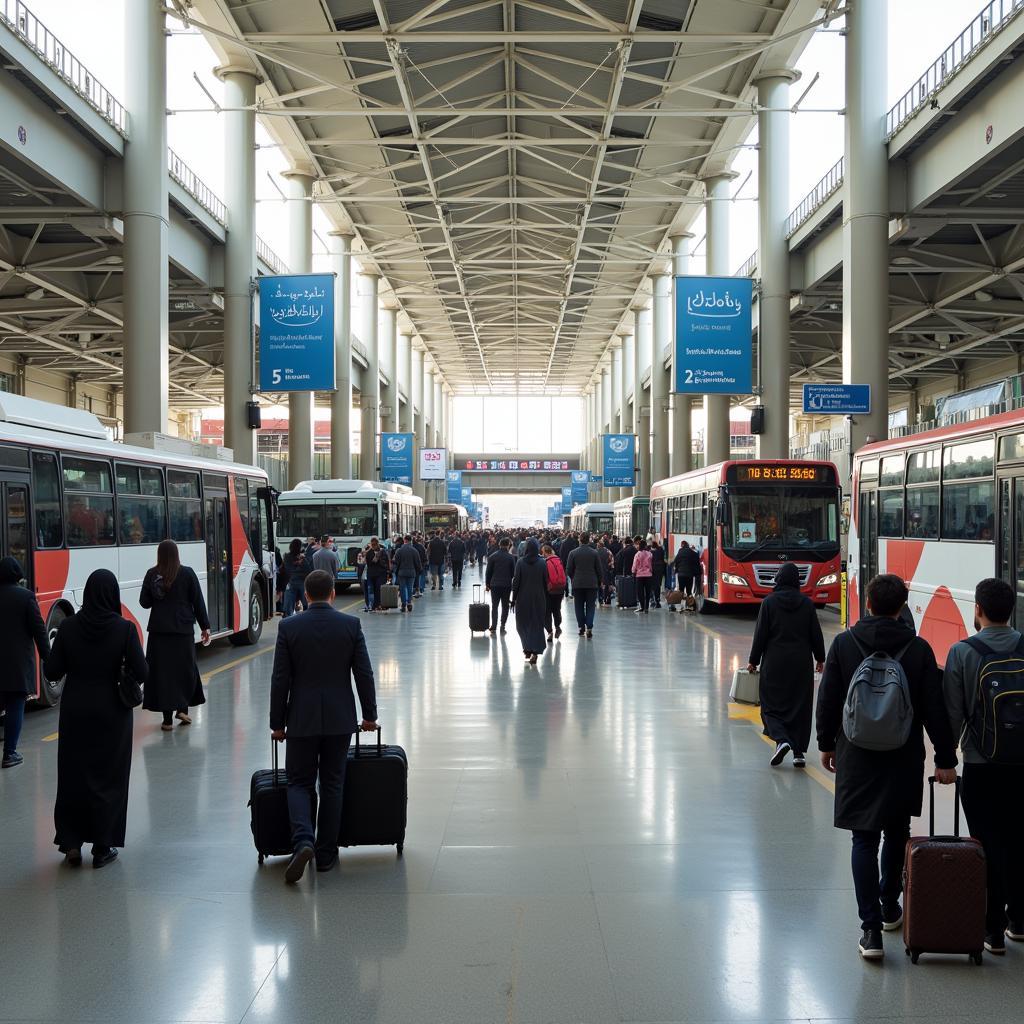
left=696, top=594, right=716, bottom=615
left=335, top=583, right=352, bottom=594
left=230, top=588, right=264, bottom=646
left=34, top=606, right=69, bottom=707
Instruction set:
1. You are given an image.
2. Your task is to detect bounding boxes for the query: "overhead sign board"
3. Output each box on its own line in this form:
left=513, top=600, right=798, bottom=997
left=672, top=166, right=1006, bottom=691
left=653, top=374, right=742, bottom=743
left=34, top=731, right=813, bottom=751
left=674, top=275, right=753, bottom=396
left=571, top=469, right=590, bottom=505
left=446, top=469, right=462, bottom=503
left=419, top=447, right=447, bottom=480
left=560, top=486, right=573, bottom=514
left=380, top=432, right=414, bottom=485
left=258, top=273, right=336, bottom=392
left=602, top=434, right=635, bottom=488
left=802, top=383, right=871, bottom=415
left=458, top=456, right=578, bottom=472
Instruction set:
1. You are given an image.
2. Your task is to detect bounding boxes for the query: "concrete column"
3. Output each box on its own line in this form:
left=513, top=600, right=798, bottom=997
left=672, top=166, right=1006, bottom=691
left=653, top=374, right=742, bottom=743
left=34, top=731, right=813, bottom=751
left=600, top=364, right=612, bottom=501
left=379, top=304, right=398, bottom=435
left=399, top=330, right=413, bottom=434
left=755, top=70, right=799, bottom=459
left=610, top=344, right=622, bottom=435
left=123, top=0, right=169, bottom=434
left=670, top=233, right=694, bottom=477
left=588, top=387, right=597, bottom=500
left=699, top=171, right=739, bottom=466
left=412, top=344, right=424, bottom=497
left=843, top=0, right=889, bottom=470
left=635, top=301, right=653, bottom=494
left=358, top=270, right=380, bottom=480
left=282, top=169, right=315, bottom=487
left=217, top=65, right=259, bottom=464
left=328, top=230, right=353, bottom=479
left=651, top=268, right=672, bottom=484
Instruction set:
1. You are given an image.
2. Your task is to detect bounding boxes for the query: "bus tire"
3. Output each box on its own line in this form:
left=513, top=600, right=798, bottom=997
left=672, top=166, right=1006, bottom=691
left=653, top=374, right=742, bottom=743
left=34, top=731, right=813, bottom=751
left=335, top=583, right=352, bottom=594
left=696, top=595, right=717, bottom=615
left=34, top=604, right=70, bottom=707
left=230, top=586, right=264, bottom=646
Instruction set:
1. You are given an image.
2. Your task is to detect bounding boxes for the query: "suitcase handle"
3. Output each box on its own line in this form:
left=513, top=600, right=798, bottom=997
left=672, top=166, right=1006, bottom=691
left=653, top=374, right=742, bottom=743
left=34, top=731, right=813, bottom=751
left=272, top=736, right=280, bottom=785
left=354, top=726, right=384, bottom=758
left=927, top=775, right=961, bottom=838
left=473, top=583, right=482, bottom=601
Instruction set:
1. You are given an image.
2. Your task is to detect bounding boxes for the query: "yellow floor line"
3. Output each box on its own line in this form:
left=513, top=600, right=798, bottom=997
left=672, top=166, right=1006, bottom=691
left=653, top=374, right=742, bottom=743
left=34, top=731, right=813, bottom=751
left=41, top=731, right=59, bottom=742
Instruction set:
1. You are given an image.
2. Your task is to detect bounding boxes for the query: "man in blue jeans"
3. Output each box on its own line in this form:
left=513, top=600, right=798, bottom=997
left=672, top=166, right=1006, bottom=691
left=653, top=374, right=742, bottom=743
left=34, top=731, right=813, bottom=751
left=391, top=535, right=422, bottom=612
left=564, top=533, right=602, bottom=639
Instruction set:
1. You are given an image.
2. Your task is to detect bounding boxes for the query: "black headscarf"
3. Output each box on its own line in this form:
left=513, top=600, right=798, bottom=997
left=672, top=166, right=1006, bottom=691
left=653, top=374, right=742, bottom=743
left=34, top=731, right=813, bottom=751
left=77, top=568, right=123, bottom=639
left=773, top=562, right=800, bottom=591
left=0, top=556, right=23, bottom=586
left=523, top=538, right=540, bottom=565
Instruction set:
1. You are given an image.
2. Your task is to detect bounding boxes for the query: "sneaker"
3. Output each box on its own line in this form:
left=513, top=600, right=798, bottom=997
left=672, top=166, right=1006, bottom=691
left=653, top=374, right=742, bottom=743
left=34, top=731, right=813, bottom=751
left=554, top=627, right=562, bottom=638
left=881, top=904, right=903, bottom=931
left=579, top=628, right=585, bottom=636
left=985, top=932, right=1007, bottom=954
left=1, top=751, right=24, bottom=769
left=285, top=844, right=314, bottom=884
left=586, top=629, right=593, bottom=639
left=92, top=847, right=119, bottom=870
left=792, top=752, right=806, bottom=768
left=858, top=928, right=883, bottom=960
left=770, top=742, right=791, bottom=767
left=1006, top=921, right=1024, bottom=941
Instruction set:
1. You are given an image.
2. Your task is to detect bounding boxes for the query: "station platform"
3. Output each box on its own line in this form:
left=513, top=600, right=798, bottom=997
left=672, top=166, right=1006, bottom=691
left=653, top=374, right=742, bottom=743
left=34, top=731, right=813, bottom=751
left=1, top=570, right=1019, bottom=1024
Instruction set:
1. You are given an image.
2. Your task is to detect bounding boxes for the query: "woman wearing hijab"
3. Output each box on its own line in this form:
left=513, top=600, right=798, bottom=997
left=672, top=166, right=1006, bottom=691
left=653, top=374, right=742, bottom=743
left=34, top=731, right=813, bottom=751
left=511, top=539, right=548, bottom=665
left=140, top=540, right=211, bottom=731
left=45, top=569, right=148, bottom=867
left=747, top=562, right=826, bottom=768
left=0, top=557, right=49, bottom=769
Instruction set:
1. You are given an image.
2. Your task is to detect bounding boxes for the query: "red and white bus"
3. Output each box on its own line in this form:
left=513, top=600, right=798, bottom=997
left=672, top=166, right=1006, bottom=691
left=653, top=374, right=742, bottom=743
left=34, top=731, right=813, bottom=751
left=0, top=394, right=276, bottom=707
left=650, top=460, right=842, bottom=611
left=848, top=407, right=1024, bottom=665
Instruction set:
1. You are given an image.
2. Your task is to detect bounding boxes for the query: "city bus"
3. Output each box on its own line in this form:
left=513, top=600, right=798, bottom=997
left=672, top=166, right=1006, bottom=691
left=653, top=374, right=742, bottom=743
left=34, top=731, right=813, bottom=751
left=849, top=407, right=1024, bottom=664
left=650, top=460, right=842, bottom=612
left=569, top=502, right=614, bottom=535
left=278, top=480, right=423, bottom=588
left=613, top=495, right=650, bottom=540
left=0, top=393, right=276, bottom=707
left=423, top=503, right=469, bottom=533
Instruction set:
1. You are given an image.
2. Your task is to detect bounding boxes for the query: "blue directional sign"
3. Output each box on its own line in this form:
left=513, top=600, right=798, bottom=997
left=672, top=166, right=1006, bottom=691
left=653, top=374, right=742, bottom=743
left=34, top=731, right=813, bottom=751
left=560, top=486, right=573, bottom=514
left=381, top=432, right=414, bottom=484
left=589, top=475, right=603, bottom=493
left=571, top=470, right=591, bottom=505
left=802, top=384, right=872, bottom=415
left=258, top=273, right=336, bottom=392
left=446, top=469, right=462, bottom=503
left=603, top=434, right=635, bottom=488
left=674, top=275, right=753, bottom=395
left=461, top=486, right=473, bottom=508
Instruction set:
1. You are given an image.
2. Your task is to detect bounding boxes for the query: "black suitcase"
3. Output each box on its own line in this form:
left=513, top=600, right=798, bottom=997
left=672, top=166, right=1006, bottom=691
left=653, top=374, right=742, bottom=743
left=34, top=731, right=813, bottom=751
left=249, top=741, right=317, bottom=864
left=469, top=583, right=490, bottom=633
left=338, top=728, right=408, bottom=855
left=616, top=574, right=637, bottom=608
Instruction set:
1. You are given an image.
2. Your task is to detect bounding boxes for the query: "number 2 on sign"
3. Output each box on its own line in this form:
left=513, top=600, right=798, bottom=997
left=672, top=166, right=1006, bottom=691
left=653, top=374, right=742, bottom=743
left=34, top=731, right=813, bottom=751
left=684, top=369, right=693, bottom=384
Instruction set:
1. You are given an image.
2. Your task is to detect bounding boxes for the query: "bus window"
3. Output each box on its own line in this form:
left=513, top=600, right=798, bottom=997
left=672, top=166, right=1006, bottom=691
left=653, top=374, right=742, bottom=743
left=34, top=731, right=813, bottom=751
left=234, top=477, right=250, bottom=545
left=4, top=483, right=30, bottom=574
left=248, top=489, right=263, bottom=555
left=278, top=504, right=323, bottom=539
left=31, top=451, right=63, bottom=548
left=942, top=480, right=995, bottom=540
left=879, top=489, right=903, bottom=537
left=168, top=469, right=203, bottom=542
left=905, top=487, right=939, bottom=539
left=63, top=456, right=115, bottom=547
left=324, top=504, right=377, bottom=538
left=116, top=464, right=166, bottom=544
left=943, top=439, right=995, bottom=480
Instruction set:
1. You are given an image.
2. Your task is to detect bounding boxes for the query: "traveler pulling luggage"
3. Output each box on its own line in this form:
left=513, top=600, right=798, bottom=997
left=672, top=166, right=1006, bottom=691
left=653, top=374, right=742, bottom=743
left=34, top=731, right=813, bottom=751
left=338, top=727, right=408, bottom=855
left=616, top=574, right=637, bottom=609
left=380, top=583, right=400, bottom=610
left=903, top=777, right=986, bottom=965
left=469, top=583, right=490, bottom=634
left=249, top=740, right=317, bottom=864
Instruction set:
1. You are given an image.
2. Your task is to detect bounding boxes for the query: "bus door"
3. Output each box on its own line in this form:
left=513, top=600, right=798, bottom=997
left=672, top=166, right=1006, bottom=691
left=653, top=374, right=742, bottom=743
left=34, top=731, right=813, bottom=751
left=203, top=476, right=232, bottom=634
left=0, top=473, right=32, bottom=587
left=997, top=475, right=1024, bottom=626
left=858, top=490, right=878, bottom=613
left=706, top=497, right=717, bottom=597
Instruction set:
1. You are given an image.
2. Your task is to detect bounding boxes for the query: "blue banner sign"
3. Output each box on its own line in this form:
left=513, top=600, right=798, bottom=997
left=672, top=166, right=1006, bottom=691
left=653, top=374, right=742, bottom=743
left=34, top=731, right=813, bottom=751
left=446, top=469, right=462, bottom=503
left=589, top=475, right=603, bottom=493
left=602, top=434, right=635, bottom=488
left=560, top=486, right=573, bottom=514
left=461, top=487, right=473, bottom=508
left=380, top=432, right=414, bottom=484
left=571, top=470, right=590, bottom=505
left=674, top=275, right=753, bottom=395
left=258, top=273, right=336, bottom=392
left=802, top=383, right=871, bottom=415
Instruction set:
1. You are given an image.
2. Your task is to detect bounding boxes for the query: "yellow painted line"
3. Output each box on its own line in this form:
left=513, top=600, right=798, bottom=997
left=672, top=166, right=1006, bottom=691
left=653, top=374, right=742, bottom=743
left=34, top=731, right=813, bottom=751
left=200, top=648, right=265, bottom=684
left=42, top=731, right=59, bottom=742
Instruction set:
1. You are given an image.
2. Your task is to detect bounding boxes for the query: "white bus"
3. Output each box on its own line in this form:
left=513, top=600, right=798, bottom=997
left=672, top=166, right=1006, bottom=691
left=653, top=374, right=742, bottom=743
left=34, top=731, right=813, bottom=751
left=613, top=495, right=650, bottom=540
left=0, top=393, right=276, bottom=707
left=278, top=480, right=423, bottom=588
left=569, top=502, right=614, bottom=535
left=422, top=503, right=469, bottom=533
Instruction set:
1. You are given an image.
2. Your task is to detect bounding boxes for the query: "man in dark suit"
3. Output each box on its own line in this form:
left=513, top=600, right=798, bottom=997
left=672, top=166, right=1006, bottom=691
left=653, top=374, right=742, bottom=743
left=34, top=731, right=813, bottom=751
left=270, top=570, right=378, bottom=883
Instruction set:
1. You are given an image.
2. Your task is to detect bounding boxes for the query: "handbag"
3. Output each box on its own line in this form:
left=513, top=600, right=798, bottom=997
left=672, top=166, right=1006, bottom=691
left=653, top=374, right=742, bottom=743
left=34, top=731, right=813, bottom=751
left=118, top=624, right=144, bottom=709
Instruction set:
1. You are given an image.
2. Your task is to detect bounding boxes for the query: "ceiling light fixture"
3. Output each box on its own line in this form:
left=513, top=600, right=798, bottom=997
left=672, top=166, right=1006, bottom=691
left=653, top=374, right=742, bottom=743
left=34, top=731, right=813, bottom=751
left=24, top=287, right=44, bottom=301
left=974, top=289, right=994, bottom=302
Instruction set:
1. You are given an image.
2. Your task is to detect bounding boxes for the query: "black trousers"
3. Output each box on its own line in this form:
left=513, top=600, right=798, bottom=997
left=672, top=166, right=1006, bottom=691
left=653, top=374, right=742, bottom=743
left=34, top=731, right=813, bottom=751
left=545, top=592, right=563, bottom=634
left=851, top=820, right=910, bottom=931
left=651, top=567, right=664, bottom=606
left=451, top=560, right=464, bottom=587
left=677, top=574, right=694, bottom=596
left=961, top=762, right=1024, bottom=934
left=285, top=734, right=352, bottom=860
left=637, top=577, right=653, bottom=611
left=489, top=586, right=511, bottom=629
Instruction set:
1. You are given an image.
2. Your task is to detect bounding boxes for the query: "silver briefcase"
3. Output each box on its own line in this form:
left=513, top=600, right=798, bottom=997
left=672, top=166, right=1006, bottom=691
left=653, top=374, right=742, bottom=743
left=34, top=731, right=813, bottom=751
left=729, top=669, right=760, bottom=706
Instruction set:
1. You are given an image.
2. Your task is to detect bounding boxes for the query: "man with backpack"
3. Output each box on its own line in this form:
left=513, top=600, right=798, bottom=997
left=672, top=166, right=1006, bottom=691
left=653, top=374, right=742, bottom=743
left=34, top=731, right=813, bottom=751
left=943, top=577, right=1024, bottom=955
left=816, top=573, right=957, bottom=961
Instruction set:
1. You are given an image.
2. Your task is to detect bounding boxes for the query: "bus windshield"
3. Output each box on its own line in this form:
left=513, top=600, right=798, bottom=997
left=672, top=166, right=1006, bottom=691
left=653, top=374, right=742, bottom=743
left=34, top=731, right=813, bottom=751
left=589, top=514, right=613, bottom=534
left=278, top=503, right=378, bottom=539
left=726, top=486, right=839, bottom=553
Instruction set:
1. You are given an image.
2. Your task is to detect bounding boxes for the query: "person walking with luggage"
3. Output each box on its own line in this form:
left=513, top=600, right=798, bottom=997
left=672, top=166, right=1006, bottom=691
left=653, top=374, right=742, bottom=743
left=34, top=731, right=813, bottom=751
left=140, top=540, right=211, bottom=732
left=392, top=535, right=422, bottom=613
left=614, top=536, right=636, bottom=577
left=485, top=537, right=516, bottom=635
left=0, top=557, right=50, bottom=769
left=282, top=538, right=311, bottom=617
left=942, top=577, right=1024, bottom=954
left=427, top=532, right=447, bottom=591
left=650, top=539, right=666, bottom=609
left=566, top=533, right=601, bottom=638
left=448, top=534, right=467, bottom=589
left=541, top=543, right=565, bottom=642
left=270, top=570, right=378, bottom=883
left=816, top=573, right=957, bottom=960
left=364, top=538, right=390, bottom=612
left=46, top=569, right=148, bottom=868
left=632, top=540, right=654, bottom=613
left=512, top=539, right=548, bottom=665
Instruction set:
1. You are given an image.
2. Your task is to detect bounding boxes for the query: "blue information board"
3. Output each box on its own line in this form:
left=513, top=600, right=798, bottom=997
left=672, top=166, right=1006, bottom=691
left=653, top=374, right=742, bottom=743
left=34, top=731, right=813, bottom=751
left=380, top=432, right=414, bottom=484
left=258, top=273, right=336, bottom=392
left=802, top=383, right=871, bottom=415
left=674, top=276, right=753, bottom=395
left=461, top=486, right=473, bottom=508
left=446, top=470, right=462, bottom=503
left=602, top=434, right=635, bottom=488
left=560, top=486, right=573, bottom=514
left=588, top=475, right=603, bottom=494
left=571, top=470, right=590, bottom=505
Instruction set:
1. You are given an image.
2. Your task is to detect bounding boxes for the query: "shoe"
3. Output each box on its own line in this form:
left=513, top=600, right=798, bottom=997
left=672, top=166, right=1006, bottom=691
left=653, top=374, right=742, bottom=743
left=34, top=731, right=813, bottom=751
left=586, top=630, right=593, bottom=639
left=529, top=654, right=538, bottom=665
left=500, top=628, right=506, bottom=635
left=881, top=904, right=903, bottom=931
left=985, top=932, right=1007, bottom=954
left=792, top=752, right=806, bottom=768
left=61, top=846, right=82, bottom=866
left=546, top=634, right=553, bottom=644
left=489, top=628, right=496, bottom=635
left=858, top=928, right=883, bottom=960
left=285, top=844, right=315, bottom=884
left=770, top=742, right=791, bottom=767
left=161, top=722, right=174, bottom=732
left=176, top=712, right=192, bottom=725
left=579, top=628, right=585, bottom=636
left=1006, top=921, right=1024, bottom=941
left=2, top=751, right=23, bottom=769
left=554, top=627, right=562, bottom=638
left=92, top=848, right=119, bottom=870
left=316, top=853, right=339, bottom=873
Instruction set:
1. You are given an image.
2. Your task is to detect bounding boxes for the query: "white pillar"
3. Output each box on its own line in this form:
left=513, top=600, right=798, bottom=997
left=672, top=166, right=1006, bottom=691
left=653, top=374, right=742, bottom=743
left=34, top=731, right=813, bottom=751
left=328, top=231, right=353, bottom=479
left=412, top=344, right=424, bottom=497
left=610, top=344, right=622, bottom=435
left=399, top=330, right=413, bottom=434
left=379, top=304, right=398, bottom=435
left=651, top=268, right=672, bottom=484
left=670, top=233, right=694, bottom=477
left=359, top=270, right=380, bottom=481
left=635, top=300, right=652, bottom=494
left=619, top=329, right=635, bottom=497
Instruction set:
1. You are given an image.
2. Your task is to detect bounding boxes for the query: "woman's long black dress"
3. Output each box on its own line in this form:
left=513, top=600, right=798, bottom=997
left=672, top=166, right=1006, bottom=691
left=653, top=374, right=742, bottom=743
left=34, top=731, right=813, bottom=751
left=512, top=552, right=548, bottom=655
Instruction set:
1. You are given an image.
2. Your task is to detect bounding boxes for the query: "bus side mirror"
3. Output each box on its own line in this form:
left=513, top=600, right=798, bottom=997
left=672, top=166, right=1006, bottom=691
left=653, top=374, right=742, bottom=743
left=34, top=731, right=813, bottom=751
left=715, top=502, right=730, bottom=527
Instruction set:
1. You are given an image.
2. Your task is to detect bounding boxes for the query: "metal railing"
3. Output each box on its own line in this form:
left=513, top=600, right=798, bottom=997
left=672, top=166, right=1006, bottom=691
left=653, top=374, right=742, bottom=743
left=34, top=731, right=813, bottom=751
left=167, top=149, right=226, bottom=224
left=886, top=0, right=1024, bottom=138
left=785, top=157, right=844, bottom=238
left=735, top=251, right=757, bottom=279
left=790, top=429, right=845, bottom=461
left=0, top=0, right=128, bottom=135
left=257, top=236, right=289, bottom=275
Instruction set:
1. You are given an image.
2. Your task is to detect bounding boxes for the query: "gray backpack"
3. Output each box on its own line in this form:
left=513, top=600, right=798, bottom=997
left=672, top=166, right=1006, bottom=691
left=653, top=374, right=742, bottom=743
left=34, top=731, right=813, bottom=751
left=842, top=635, right=915, bottom=751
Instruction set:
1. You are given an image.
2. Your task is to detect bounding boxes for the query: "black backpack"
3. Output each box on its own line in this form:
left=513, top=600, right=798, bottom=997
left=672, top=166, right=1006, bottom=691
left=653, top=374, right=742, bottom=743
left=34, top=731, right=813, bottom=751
left=962, top=635, right=1024, bottom=764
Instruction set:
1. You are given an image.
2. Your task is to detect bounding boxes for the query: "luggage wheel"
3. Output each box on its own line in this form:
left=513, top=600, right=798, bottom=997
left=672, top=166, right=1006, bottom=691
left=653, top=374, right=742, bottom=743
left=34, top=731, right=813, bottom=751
left=258, top=853, right=265, bottom=865
left=972, top=951, right=984, bottom=966
left=909, top=950, right=920, bottom=964
left=397, top=843, right=404, bottom=857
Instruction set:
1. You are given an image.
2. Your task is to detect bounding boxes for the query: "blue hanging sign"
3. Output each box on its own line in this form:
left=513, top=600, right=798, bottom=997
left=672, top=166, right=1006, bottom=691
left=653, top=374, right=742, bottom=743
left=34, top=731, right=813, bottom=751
left=461, top=486, right=473, bottom=508
left=380, top=432, right=414, bottom=484
left=446, top=469, right=462, bottom=503
left=602, top=434, right=635, bottom=488
left=571, top=470, right=591, bottom=505
left=258, top=273, right=336, bottom=392
left=802, top=384, right=871, bottom=415
left=588, top=475, right=603, bottom=493
left=674, top=275, right=753, bottom=395
left=560, top=486, right=573, bottom=514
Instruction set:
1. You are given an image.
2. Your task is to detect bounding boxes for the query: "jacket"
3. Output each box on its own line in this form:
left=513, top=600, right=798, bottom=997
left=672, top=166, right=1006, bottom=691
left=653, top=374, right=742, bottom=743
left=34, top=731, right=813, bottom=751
left=413, top=541, right=428, bottom=567
left=485, top=549, right=516, bottom=589
left=0, top=560, right=49, bottom=695
left=392, top=543, right=422, bottom=578
left=673, top=547, right=701, bottom=578
left=283, top=551, right=311, bottom=587
left=364, top=546, right=390, bottom=579
left=448, top=538, right=466, bottom=561
left=312, top=545, right=341, bottom=575
left=632, top=550, right=653, bottom=578
left=270, top=603, right=377, bottom=736
left=427, top=538, right=448, bottom=564
left=559, top=537, right=579, bottom=564
left=140, top=565, right=210, bottom=635
left=651, top=546, right=666, bottom=573
left=565, top=543, right=602, bottom=590
left=615, top=544, right=636, bottom=576
left=943, top=624, right=1023, bottom=764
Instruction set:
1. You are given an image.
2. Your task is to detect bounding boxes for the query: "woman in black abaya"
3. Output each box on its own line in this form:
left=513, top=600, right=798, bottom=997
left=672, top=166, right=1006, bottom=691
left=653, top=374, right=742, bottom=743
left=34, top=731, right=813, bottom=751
left=46, top=569, right=148, bottom=867
left=747, top=562, right=825, bottom=768
left=512, top=539, right=548, bottom=665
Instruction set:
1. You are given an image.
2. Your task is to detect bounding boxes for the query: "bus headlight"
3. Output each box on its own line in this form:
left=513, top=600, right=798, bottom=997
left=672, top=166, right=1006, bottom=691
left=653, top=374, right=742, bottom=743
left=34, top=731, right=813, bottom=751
left=816, top=573, right=838, bottom=586
left=721, top=572, right=747, bottom=587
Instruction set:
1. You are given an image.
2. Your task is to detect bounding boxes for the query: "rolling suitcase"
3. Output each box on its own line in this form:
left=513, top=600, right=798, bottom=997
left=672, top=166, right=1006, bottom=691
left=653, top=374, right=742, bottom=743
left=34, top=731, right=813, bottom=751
left=903, top=777, right=986, bottom=965
left=380, top=583, right=400, bottom=609
left=729, top=669, right=760, bottom=705
left=249, top=740, right=317, bottom=864
left=469, top=583, right=490, bottom=634
left=338, top=728, right=408, bottom=855
left=616, top=574, right=637, bottom=608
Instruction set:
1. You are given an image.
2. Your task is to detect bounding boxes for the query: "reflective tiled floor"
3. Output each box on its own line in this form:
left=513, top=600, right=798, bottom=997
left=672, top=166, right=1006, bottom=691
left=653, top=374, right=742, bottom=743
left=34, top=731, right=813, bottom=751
left=2, top=568, right=1020, bottom=1023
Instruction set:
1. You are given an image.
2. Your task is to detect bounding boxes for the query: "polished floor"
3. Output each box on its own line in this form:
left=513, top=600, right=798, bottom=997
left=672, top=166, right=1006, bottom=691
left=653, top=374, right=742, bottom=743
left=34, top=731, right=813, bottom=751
left=1, top=567, right=1020, bottom=1024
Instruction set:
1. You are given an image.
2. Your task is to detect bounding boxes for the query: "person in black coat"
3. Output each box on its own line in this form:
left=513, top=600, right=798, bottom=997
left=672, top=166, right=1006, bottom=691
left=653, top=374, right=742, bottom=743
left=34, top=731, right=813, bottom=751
left=363, top=537, right=391, bottom=612
left=46, top=569, right=148, bottom=868
left=650, top=540, right=667, bottom=609
left=270, top=570, right=378, bottom=882
left=816, top=572, right=957, bottom=958
left=427, top=533, right=448, bottom=590
left=140, top=540, right=211, bottom=731
left=485, top=537, right=516, bottom=634
left=0, top=557, right=49, bottom=769
left=673, top=541, right=701, bottom=596
left=747, top=562, right=825, bottom=767
left=558, top=533, right=578, bottom=597
left=448, top=535, right=467, bottom=589
left=512, top=539, right=548, bottom=664
left=614, top=538, right=636, bottom=577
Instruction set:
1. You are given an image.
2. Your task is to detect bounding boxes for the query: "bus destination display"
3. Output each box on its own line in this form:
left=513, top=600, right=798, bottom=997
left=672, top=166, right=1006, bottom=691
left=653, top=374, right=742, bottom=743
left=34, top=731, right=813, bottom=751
left=734, top=464, right=828, bottom=483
